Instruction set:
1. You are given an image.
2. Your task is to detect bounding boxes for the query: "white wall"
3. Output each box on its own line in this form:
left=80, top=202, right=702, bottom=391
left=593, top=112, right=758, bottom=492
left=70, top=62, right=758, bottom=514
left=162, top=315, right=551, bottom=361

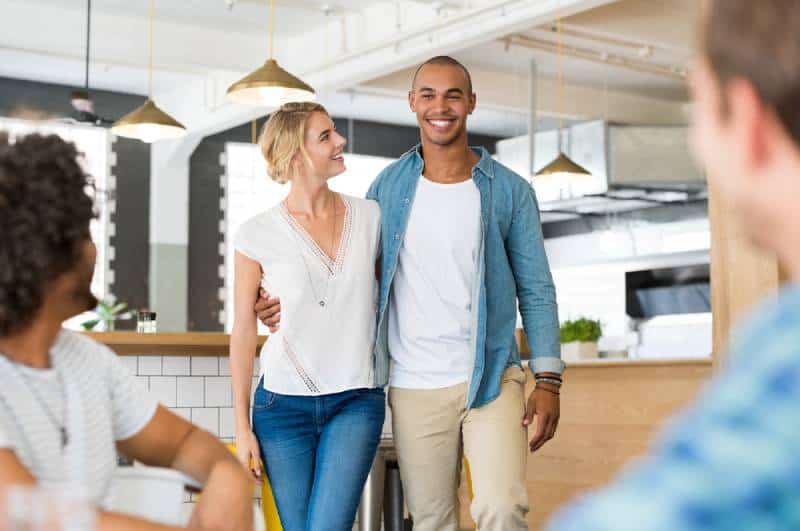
left=543, top=220, right=711, bottom=357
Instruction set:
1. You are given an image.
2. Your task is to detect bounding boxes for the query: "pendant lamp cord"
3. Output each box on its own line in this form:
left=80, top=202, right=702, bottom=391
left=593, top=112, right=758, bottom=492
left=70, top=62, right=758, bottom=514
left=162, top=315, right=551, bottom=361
left=557, top=13, right=564, bottom=149
left=85, top=0, right=91, bottom=91
left=268, top=0, right=275, bottom=59
left=148, top=0, right=154, bottom=98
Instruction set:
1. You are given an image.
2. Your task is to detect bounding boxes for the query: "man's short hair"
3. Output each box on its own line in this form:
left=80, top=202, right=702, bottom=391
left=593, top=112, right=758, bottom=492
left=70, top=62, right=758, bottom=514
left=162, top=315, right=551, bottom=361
left=411, top=56, right=473, bottom=94
left=0, top=133, right=96, bottom=335
left=703, top=0, right=800, bottom=145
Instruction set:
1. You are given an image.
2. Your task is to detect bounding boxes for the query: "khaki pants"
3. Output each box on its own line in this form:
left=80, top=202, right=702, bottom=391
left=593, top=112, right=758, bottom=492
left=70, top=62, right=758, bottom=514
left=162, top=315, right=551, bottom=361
left=388, top=367, right=529, bottom=531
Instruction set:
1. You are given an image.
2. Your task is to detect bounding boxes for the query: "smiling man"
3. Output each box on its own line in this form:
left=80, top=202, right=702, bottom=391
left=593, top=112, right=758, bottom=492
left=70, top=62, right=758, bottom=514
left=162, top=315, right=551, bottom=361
left=364, top=56, right=564, bottom=531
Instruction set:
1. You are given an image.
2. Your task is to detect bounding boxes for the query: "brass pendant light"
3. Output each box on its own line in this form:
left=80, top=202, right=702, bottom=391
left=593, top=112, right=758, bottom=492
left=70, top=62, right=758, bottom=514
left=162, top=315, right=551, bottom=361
left=111, top=0, right=186, bottom=143
left=535, top=14, right=591, bottom=178
left=536, top=151, right=591, bottom=176
left=227, top=0, right=316, bottom=106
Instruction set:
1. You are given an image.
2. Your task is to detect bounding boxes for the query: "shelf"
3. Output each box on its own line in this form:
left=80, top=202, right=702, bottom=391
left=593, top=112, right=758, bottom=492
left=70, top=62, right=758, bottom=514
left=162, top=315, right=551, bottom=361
left=84, top=331, right=267, bottom=356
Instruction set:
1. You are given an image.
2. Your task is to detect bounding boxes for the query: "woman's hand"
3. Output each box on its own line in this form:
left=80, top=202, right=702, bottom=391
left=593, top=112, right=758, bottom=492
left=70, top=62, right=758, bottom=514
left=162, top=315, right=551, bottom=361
left=235, top=429, right=264, bottom=485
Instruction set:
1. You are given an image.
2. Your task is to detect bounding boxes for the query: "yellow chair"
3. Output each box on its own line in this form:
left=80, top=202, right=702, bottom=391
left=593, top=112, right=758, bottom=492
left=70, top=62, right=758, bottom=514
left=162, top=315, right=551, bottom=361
left=463, top=456, right=474, bottom=501
left=226, top=443, right=283, bottom=531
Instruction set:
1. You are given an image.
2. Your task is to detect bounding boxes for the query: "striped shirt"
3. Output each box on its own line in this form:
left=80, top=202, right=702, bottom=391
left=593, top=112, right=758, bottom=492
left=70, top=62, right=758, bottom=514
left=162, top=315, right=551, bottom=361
left=0, top=330, right=157, bottom=507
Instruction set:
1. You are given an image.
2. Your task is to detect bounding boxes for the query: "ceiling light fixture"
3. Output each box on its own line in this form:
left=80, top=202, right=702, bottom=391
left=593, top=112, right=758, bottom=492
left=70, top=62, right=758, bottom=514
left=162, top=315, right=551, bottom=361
left=226, top=0, right=316, bottom=106
left=535, top=12, right=591, bottom=178
left=111, top=0, right=186, bottom=143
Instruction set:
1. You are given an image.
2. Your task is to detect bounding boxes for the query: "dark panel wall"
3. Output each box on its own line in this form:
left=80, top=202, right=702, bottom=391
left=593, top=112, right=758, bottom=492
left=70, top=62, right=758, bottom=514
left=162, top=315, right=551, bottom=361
left=0, top=77, right=150, bottom=328
left=350, top=119, right=498, bottom=157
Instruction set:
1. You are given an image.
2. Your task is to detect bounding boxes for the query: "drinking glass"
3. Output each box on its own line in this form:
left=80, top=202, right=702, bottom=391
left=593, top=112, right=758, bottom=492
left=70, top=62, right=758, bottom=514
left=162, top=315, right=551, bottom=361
left=1, top=485, right=96, bottom=531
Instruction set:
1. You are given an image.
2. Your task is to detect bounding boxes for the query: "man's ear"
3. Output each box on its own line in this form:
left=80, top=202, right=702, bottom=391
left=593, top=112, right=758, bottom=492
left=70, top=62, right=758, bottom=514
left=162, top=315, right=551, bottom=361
left=469, top=92, right=477, bottom=115
left=408, top=90, right=416, bottom=112
left=727, top=78, right=768, bottom=171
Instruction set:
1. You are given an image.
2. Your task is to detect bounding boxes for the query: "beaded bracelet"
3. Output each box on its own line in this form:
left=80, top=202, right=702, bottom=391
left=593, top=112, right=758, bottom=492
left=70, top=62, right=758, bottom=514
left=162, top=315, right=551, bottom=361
left=534, top=373, right=563, bottom=381
left=534, top=377, right=563, bottom=388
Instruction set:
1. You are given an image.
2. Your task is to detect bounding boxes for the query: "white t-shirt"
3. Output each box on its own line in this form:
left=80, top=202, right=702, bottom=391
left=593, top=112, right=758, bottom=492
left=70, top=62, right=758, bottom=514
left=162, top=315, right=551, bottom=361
left=0, top=330, right=158, bottom=507
left=234, top=195, right=381, bottom=395
left=388, top=176, right=481, bottom=389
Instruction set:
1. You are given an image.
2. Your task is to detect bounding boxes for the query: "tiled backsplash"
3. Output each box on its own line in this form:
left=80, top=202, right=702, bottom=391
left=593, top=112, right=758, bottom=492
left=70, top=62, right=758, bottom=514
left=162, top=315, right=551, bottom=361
left=122, top=354, right=391, bottom=529
left=119, top=355, right=261, bottom=442
left=120, top=354, right=392, bottom=442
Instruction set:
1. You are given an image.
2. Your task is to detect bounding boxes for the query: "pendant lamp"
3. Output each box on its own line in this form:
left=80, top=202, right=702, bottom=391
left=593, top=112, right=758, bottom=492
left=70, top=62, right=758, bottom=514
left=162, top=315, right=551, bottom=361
left=535, top=15, right=591, bottom=178
left=227, top=0, right=316, bottom=106
left=112, top=0, right=186, bottom=143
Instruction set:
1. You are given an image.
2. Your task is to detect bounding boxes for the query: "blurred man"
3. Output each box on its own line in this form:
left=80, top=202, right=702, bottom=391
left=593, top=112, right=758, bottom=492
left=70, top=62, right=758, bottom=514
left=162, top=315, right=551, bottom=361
left=0, top=133, right=254, bottom=531
left=547, top=1, right=800, bottom=529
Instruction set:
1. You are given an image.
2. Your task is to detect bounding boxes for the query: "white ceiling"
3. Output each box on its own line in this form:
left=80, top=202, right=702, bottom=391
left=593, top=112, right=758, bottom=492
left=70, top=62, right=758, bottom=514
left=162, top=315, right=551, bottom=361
left=458, top=0, right=698, bottom=102
left=1, top=0, right=701, bottom=137
left=21, top=0, right=404, bottom=36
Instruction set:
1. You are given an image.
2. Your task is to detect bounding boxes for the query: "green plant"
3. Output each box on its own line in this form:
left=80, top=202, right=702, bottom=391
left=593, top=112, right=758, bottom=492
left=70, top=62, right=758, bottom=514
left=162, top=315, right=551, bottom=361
left=559, top=318, right=602, bottom=344
left=81, top=300, right=132, bottom=331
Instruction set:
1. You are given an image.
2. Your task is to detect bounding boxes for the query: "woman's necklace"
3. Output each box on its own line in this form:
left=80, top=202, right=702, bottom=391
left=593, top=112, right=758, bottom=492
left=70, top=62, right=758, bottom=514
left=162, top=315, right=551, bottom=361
left=0, top=355, right=69, bottom=450
left=287, top=193, right=338, bottom=308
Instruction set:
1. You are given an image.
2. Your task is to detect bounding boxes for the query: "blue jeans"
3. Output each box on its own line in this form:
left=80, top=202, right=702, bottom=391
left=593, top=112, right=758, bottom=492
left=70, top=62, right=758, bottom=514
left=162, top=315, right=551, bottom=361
left=251, top=379, right=385, bottom=531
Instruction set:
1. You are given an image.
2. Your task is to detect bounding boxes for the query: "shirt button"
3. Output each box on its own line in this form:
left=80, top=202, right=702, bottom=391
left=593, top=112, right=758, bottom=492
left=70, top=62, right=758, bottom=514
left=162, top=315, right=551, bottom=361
left=403, top=198, right=410, bottom=205
left=394, top=233, right=401, bottom=240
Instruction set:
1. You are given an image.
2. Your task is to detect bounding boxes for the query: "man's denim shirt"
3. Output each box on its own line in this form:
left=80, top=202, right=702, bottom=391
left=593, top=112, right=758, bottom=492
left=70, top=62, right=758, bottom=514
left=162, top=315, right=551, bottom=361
left=366, top=145, right=564, bottom=409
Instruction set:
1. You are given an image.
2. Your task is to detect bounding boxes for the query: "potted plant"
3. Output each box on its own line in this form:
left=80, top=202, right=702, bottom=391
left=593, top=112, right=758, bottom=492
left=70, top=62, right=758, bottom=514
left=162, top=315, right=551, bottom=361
left=81, top=299, right=132, bottom=332
left=560, top=318, right=602, bottom=361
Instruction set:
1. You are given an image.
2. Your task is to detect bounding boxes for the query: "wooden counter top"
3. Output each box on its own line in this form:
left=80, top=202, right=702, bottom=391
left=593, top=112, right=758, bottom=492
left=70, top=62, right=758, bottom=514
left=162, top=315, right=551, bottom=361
left=87, top=330, right=713, bottom=367
left=85, top=332, right=266, bottom=356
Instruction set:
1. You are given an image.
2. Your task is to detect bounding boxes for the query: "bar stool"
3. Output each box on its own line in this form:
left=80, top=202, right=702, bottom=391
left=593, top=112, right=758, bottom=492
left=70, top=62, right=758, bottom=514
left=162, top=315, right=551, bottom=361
left=358, top=447, right=475, bottom=531
left=226, top=443, right=283, bottom=531
left=359, top=440, right=407, bottom=531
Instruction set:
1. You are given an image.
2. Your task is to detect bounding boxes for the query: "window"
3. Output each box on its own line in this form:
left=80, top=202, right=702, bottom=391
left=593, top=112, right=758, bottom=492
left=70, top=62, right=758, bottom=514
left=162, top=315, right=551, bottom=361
left=221, top=142, right=393, bottom=332
left=0, top=118, right=113, bottom=330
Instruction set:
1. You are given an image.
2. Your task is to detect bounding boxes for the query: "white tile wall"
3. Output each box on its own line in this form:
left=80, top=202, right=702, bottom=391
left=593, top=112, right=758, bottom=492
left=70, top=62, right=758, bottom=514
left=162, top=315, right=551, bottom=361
left=122, top=355, right=377, bottom=529
left=191, top=357, right=218, bottom=376
left=177, top=377, right=204, bottom=407
left=149, top=377, right=177, bottom=407
left=191, top=408, right=219, bottom=436
left=133, top=376, right=149, bottom=395
left=205, top=377, right=232, bottom=407
left=138, top=356, right=163, bottom=375
left=163, top=356, right=191, bottom=376
left=119, top=357, right=138, bottom=375
left=219, top=407, right=236, bottom=438
left=126, top=355, right=391, bottom=452
left=219, top=357, right=231, bottom=376
left=172, top=408, right=192, bottom=421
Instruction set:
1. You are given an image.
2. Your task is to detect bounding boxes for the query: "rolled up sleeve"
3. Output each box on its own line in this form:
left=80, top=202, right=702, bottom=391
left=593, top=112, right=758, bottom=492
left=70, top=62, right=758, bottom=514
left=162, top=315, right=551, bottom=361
left=506, top=185, right=563, bottom=374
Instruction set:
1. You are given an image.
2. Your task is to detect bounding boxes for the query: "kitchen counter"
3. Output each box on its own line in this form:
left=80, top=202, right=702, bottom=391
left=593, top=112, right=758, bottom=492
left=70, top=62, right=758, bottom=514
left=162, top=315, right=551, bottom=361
left=85, top=331, right=266, bottom=356
left=88, top=330, right=712, bottom=368
left=86, top=329, right=713, bottom=529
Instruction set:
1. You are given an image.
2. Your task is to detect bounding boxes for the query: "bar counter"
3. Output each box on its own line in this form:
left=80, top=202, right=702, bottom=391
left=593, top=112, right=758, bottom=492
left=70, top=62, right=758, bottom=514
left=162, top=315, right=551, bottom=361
left=87, top=330, right=712, bottom=529
left=85, top=331, right=266, bottom=356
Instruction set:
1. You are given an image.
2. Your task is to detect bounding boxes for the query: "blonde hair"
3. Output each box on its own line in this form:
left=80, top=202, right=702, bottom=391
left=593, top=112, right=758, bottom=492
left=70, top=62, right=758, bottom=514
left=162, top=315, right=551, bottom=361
left=259, top=101, right=329, bottom=184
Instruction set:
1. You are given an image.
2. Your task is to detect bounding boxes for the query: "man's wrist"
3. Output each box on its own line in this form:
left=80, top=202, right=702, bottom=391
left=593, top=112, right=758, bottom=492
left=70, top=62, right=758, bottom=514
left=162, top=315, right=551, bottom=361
left=534, top=372, right=563, bottom=393
left=534, top=371, right=562, bottom=379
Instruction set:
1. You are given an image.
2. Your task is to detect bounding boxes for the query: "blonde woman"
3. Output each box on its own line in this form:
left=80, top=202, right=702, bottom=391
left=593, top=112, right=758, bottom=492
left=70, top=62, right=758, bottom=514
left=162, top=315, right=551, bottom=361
left=229, top=102, right=386, bottom=531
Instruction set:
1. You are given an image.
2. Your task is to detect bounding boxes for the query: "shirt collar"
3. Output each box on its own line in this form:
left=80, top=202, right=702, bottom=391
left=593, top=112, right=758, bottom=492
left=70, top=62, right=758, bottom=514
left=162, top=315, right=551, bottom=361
left=410, top=143, right=495, bottom=179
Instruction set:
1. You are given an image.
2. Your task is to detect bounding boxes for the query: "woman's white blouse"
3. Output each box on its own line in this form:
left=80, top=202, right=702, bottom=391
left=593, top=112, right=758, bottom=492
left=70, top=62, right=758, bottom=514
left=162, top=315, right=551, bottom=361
left=234, top=195, right=381, bottom=395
